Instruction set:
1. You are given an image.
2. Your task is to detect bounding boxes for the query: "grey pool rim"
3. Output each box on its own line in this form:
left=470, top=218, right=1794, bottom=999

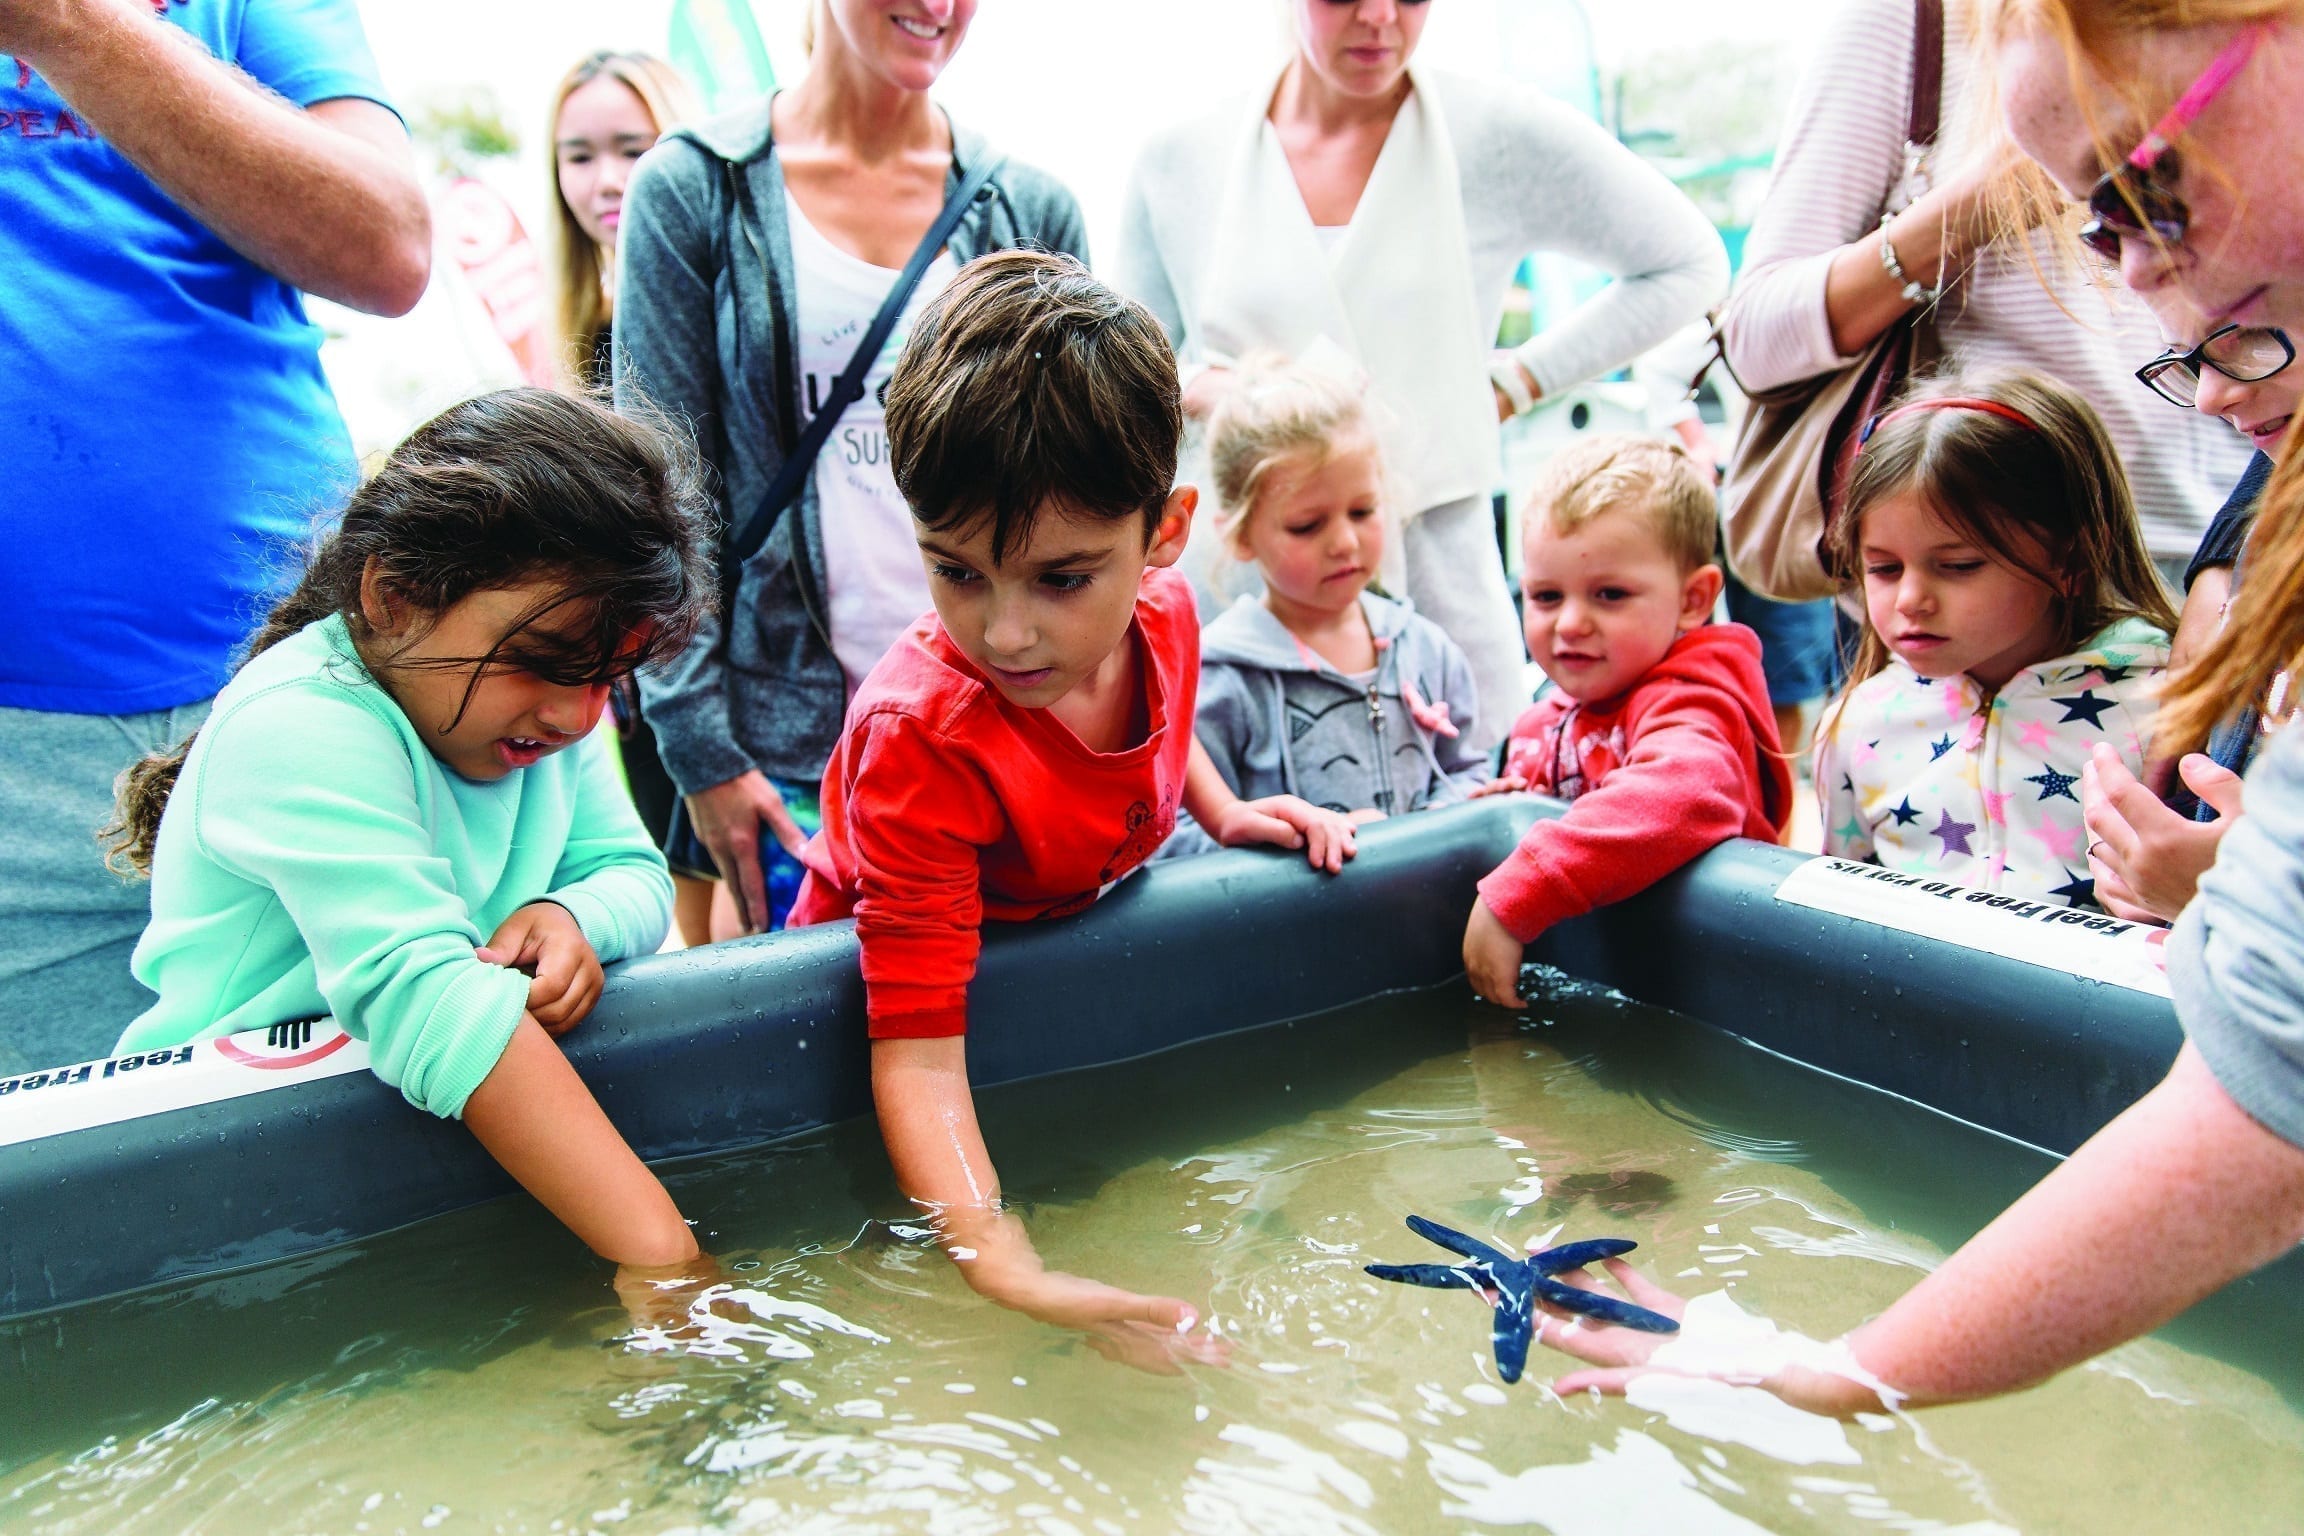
left=0, top=796, right=2183, bottom=1323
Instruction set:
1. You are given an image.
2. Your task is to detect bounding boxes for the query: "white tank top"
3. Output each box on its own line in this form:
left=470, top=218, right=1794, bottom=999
left=785, top=190, right=961, bottom=691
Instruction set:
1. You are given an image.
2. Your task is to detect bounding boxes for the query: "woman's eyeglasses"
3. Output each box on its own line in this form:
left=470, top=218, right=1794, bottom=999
left=2135, top=323, right=2295, bottom=407
left=2080, top=22, right=2271, bottom=263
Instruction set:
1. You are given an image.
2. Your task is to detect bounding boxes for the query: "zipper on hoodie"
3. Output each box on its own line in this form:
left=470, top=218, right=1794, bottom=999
left=1366, top=681, right=1395, bottom=814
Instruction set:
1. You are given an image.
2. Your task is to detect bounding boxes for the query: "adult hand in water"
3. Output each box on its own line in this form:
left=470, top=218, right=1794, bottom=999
left=1527, top=1257, right=1884, bottom=1416
left=686, top=770, right=812, bottom=933
left=478, top=900, right=602, bottom=1035
left=2082, top=743, right=2241, bottom=924
left=1462, top=897, right=1527, bottom=1008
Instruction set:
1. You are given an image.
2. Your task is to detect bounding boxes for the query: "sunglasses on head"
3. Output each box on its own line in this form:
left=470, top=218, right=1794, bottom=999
left=2134, top=322, right=2296, bottom=407
left=2079, top=22, right=2271, bottom=263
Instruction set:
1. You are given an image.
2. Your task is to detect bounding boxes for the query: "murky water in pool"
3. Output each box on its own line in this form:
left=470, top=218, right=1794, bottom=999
left=7, top=982, right=2304, bottom=1534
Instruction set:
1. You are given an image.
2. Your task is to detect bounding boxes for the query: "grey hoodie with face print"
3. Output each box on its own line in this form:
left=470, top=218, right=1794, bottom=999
left=1162, top=591, right=1494, bottom=857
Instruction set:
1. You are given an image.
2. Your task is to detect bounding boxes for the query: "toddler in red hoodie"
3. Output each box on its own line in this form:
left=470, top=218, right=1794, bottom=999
left=1463, top=435, right=1790, bottom=1006
left=788, top=252, right=1356, bottom=1367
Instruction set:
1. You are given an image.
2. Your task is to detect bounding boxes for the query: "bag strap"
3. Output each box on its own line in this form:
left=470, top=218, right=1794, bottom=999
left=1686, top=0, right=1944, bottom=410
left=720, top=151, right=1005, bottom=600
left=1908, top=0, right=1945, bottom=150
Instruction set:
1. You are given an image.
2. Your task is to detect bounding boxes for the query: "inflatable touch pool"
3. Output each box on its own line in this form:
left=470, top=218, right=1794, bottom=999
left=0, top=796, right=2183, bottom=1323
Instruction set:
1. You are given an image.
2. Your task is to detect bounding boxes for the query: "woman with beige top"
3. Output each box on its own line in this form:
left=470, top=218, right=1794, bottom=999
left=1723, top=0, right=2246, bottom=586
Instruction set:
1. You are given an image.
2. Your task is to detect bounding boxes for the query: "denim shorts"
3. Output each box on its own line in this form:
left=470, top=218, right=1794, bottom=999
left=662, top=775, right=822, bottom=931
left=1722, top=575, right=1842, bottom=707
left=0, top=697, right=211, bottom=1072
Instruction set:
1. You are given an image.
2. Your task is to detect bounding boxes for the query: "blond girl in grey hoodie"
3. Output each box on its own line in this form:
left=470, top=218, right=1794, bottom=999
left=1167, top=357, right=1489, bottom=858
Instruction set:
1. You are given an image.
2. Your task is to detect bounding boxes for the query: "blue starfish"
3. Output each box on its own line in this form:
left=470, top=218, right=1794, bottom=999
left=1365, top=1216, right=1677, bottom=1383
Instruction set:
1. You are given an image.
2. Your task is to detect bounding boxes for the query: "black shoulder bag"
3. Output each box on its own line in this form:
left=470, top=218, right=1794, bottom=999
left=718, top=150, right=1005, bottom=629
left=661, top=151, right=1004, bottom=887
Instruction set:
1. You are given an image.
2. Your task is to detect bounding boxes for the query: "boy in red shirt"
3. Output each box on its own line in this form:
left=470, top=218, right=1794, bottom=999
left=1463, top=436, right=1790, bottom=1007
left=789, top=252, right=1356, bottom=1362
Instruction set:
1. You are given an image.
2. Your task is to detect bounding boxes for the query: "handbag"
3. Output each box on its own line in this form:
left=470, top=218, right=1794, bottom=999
left=1715, top=0, right=1945, bottom=604
left=660, top=149, right=1004, bottom=883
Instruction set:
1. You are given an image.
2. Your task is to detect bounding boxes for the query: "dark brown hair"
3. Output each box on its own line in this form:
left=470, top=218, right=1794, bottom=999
left=1822, top=368, right=2177, bottom=711
left=105, top=388, right=715, bottom=874
left=886, top=249, right=1182, bottom=563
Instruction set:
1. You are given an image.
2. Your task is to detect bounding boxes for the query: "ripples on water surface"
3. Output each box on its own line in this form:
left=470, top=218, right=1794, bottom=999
left=7, top=984, right=2304, bottom=1533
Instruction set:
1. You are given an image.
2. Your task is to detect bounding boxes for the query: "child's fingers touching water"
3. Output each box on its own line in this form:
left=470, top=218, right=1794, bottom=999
left=1462, top=897, right=1527, bottom=1008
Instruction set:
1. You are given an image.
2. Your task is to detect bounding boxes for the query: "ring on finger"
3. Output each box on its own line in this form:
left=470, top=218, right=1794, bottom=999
left=2088, top=839, right=2108, bottom=862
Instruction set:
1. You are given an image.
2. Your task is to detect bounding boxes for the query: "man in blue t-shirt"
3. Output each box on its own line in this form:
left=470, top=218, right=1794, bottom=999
left=0, top=0, right=431, bottom=1070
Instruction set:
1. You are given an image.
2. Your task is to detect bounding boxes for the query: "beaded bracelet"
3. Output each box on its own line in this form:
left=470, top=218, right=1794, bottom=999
left=1878, top=211, right=1940, bottom=307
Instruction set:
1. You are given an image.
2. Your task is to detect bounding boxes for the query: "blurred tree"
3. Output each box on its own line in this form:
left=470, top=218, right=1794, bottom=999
left=1615, top=39, right=1789, bottom=231
left=407, top=86, right=522, bottom=177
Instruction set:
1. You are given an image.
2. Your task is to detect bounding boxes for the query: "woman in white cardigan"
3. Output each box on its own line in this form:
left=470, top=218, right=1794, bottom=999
left=1115, top=0, right=1728, bottom=749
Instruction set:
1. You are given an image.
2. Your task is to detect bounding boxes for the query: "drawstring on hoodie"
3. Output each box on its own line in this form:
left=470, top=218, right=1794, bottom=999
left=1286, top=629, right=1401, bottom=813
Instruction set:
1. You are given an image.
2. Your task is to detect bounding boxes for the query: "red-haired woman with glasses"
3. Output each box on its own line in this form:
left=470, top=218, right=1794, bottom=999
left=2082, top=300, right=2300, bottom=927
left=1525, top=3, right=2304, bottom=1417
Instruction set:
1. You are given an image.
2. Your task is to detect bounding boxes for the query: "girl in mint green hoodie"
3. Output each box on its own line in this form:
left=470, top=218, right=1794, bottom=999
left=108, top=388, right=715, bottom=1273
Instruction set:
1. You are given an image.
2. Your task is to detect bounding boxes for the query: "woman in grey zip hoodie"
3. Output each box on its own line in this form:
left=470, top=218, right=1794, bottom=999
left=611, top=1, right=1086, bottom=931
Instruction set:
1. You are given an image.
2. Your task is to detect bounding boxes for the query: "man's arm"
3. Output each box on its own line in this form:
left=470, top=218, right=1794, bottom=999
left=7, top=0, right=430, bottom=315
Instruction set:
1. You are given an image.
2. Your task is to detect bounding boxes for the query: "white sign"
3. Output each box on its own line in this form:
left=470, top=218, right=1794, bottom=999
left=0, top=1020, right=371, bottom=1149
left=1773, top=858, right=2172, bottom=999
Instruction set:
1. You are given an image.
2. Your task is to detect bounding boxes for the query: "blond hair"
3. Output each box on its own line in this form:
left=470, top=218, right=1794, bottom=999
left=1524, top=435, right=1718, bottom=575
left=1204, top=352, right=1382, bottom=560
left=1979, top=0, right=2303, bottom=750
left=547, top=51, right=694, bottom=390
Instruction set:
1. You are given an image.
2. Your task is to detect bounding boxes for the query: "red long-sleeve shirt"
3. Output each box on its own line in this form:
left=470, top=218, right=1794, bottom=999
left=788, top=568, right=1199, bottom=1038
left=1477, top=623, right=1790, bottom=942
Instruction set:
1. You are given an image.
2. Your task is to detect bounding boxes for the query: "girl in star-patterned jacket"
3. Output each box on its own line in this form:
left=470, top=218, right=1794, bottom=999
left=1815, top=371, right=2178, bottom=907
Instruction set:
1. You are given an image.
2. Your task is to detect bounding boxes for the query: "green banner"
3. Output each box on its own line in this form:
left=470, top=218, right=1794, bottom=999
left=668, top=0, right=778, bottom=115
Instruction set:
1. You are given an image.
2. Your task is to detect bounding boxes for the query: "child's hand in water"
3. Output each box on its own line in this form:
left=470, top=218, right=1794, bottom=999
left=1463, top=897, right=1529, bottom=1007
left=614, top=1251, right=728, bottom=1336
left=968, top=1258, right=1229, bottom=1376
left=1214, top=794, right=1359, bottom=873
left=478, top=901, right=604, bottom=1035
